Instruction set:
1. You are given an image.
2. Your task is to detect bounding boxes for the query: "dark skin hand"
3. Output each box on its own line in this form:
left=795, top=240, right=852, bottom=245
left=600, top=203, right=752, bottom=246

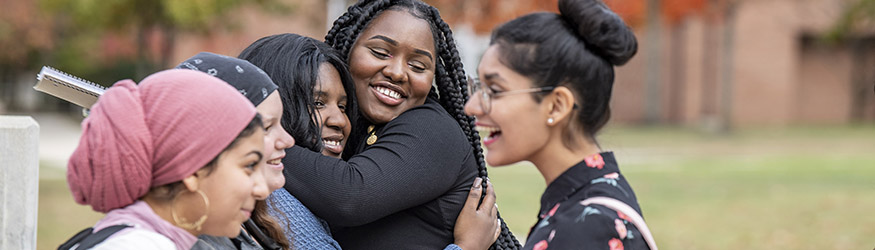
left=453, top=177, right=500, bottom=250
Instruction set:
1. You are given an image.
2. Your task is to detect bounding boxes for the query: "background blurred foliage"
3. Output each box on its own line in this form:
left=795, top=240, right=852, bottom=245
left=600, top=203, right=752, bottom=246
left=0, top=0, right=293, bottom=88
left=827, top=0, right=875, bottom=41
left=39, top=0, right=293, bottom=33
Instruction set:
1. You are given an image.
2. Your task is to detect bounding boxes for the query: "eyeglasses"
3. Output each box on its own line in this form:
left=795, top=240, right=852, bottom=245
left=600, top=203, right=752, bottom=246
left=466, top=75, right=555, bottom=114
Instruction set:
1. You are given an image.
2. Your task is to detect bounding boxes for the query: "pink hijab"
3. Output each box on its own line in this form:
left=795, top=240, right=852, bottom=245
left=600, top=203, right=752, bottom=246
left=67, top=69, right=257, bottom=213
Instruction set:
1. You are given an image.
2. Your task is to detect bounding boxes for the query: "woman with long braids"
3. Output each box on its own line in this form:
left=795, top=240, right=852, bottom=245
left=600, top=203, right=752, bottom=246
left=240, top=33, right=500, bottom=250
left=465, top=0, right=655, bottom=249
left=278, top=0, right=520, bottom=249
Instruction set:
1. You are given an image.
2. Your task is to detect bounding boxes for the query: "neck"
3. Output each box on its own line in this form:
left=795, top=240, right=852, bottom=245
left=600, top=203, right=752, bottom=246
left=529, top=130, right=600, bottom=186
left=143, top=196, right=199, bottom=236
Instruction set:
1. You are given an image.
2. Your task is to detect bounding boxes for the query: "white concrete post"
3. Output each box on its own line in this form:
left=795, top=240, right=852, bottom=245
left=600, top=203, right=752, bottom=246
left=0, top=116, right=40, bottom=250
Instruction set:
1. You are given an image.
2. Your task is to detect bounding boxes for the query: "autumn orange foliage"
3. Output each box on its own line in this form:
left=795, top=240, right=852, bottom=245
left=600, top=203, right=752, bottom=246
left=427, top=0, right=707, bottom=35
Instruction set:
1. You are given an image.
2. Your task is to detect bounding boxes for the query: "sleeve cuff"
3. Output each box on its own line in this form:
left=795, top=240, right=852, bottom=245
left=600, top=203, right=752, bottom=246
left=444, top=243, right=464, bottom=250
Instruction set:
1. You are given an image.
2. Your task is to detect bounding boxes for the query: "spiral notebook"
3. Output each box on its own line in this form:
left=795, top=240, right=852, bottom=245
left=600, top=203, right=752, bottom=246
left=33, top=66, right=106, bottom=109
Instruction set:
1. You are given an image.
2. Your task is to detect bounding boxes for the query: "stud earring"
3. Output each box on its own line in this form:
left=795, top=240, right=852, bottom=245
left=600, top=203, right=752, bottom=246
left=547, top=117, right=554, bottom=124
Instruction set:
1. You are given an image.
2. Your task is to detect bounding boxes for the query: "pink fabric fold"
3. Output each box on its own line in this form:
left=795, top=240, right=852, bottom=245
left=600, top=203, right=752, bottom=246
left=68, top=69, right=256, bottom=213
left=94, top=200, right=198, bottom=250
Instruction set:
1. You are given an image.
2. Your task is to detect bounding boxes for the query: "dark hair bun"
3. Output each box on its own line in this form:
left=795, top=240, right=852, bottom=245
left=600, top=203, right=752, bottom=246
left=559, top=0, right=637, bottom=65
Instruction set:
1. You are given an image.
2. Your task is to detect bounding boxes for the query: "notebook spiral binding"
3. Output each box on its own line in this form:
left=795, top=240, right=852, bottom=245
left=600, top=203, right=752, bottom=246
left=34, top=66, right=107, bottom=109
left=37, top=66, right=106, bottom=96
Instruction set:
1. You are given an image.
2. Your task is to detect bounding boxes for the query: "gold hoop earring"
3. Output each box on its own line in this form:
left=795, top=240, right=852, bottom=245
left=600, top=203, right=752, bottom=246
left=171, top=189, right=210, bottom=231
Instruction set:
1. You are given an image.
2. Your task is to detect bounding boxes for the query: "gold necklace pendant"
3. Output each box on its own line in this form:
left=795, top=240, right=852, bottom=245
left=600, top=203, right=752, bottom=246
left=367, top=125, right=377, bottom=145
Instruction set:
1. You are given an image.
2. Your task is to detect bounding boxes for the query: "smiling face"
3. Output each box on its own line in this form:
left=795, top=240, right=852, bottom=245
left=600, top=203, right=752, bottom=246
left=197, top=128, right=267, bottom=237
left=314, top=63, right=351, bottom=158
left=465, top=45, right=551, bottom=167
left=255, top=91, right=295, bottom=191
left=347, top=9, right=436, bottom=124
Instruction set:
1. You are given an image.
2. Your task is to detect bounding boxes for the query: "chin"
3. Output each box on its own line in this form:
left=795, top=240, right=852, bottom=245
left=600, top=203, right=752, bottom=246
left=367, top=110, right=395, bottom=124
left=486, top=154, right=516, bottom=167
left=204, top=225, right=242, bottom=238
left=270, top=179, right=285, bottom=191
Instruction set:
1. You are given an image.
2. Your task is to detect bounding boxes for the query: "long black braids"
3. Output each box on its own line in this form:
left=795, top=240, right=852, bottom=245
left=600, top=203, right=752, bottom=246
left=426, top=6, right=521, bottom=249
left=324, top=1, right=521, bottom=249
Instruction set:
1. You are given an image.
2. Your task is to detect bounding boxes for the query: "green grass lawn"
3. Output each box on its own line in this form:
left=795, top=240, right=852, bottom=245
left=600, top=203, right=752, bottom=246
left=487, top=125, right=875, bottom=249
left=36, top=125, right=875, bottom=249
left=37, top=165, right=104, bottom=250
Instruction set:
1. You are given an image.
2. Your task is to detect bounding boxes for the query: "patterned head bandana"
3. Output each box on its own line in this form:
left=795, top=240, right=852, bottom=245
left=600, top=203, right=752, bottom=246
left=176, top=52, right=279, bottom=106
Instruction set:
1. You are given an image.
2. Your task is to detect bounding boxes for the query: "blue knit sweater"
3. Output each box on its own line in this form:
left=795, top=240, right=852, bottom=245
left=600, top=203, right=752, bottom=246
left=267, top=188, right=341, bottom=250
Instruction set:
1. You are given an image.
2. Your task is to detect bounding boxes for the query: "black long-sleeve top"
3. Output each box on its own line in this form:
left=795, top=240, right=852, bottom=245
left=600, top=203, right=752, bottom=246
left=282, top=98, right=478, bottom=249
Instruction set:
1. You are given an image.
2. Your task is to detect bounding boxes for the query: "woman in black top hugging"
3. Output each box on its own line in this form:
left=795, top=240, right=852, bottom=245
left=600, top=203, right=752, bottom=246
left=281, top=0, right=519, bottom=249
left=463, top=0, right=652, bottom=249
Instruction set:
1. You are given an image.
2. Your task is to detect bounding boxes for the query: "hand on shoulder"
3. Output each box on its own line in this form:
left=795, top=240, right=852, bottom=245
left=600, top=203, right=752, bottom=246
left=453, top=177, right=500, bottom=250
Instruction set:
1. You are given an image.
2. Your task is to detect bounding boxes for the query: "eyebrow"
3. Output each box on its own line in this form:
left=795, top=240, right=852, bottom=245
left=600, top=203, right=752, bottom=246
left=249, top=151, right=263, bottom=162
left=369, top=35, right=434, bottom=62
left=262, top=115, right=277, bottom=125
left=482, top=73, right=507, bottom=88
left=369, top=35, right=397, bottom=45
left=483, top=73, right=504, bottom=82
left=414, top=49, right=434, bottom=62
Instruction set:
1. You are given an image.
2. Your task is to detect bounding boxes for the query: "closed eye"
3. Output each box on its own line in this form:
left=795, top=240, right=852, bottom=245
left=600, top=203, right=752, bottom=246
left=369, top=48, right=390, bottom=59
left=245, top=161, right=258, bottom=173
left=243, top=151, right=263, bottom=175
left=409, top=62, right=426, bottom=72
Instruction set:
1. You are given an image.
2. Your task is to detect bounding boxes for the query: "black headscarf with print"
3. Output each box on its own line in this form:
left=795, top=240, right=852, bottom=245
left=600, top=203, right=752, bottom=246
left=176, top=52, right=278, bottom=106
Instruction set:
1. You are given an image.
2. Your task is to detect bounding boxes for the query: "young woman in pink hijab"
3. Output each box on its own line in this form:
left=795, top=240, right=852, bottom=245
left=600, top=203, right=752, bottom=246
left=65, top=69, right=271, bottom=249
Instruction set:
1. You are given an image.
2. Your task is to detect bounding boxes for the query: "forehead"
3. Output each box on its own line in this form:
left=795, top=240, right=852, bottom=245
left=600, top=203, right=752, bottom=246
left=478, top=45, right=532, bottom=88
left=477, top=46, right=505, bottom=76
left=315, top=63, right=345, bottom=94
left=228, top=128, right=264, bottom=154
left=358, top=9, right=436, bottom=55
left=255, top=91, right=282, bottom=117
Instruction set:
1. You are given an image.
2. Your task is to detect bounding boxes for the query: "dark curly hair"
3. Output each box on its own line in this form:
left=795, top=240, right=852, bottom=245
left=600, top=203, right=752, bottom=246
left=325, top=0, right=521, bottom=249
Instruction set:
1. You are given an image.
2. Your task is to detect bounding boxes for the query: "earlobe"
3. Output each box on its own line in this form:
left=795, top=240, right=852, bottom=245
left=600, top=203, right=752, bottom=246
left=181, top=174, right=200, bottom=192
left=547, top=86, right=576, bottom=126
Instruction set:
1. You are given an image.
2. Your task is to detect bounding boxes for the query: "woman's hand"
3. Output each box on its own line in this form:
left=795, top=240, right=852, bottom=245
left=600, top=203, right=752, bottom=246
left=453, top=177, right=500, bottom=250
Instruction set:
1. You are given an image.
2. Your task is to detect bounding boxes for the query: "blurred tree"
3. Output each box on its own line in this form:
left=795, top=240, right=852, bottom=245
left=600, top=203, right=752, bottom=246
left=39, top=0, right=293, bottom=79
left=0, top=0, right=59, bottom=111
left=827, top=0, right=875, bottom=41
left=828, top=0, right=875, bottom=121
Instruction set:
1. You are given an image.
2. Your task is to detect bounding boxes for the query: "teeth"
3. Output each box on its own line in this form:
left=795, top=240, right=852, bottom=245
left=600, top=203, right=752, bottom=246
left=323, top=139, right=342, bottom=146
left=376, top=87, right=401, bottom=99
left=267, top=159, right=281, bottom=165
left=476, top=125, right=501, bottom=134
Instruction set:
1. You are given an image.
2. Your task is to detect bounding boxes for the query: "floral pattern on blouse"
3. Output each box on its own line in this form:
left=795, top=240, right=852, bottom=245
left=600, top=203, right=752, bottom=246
left=522, top=152, right=650, bottom=250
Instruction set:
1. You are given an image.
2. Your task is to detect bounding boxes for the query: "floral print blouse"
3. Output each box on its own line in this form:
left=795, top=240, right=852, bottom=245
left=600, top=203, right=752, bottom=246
left=523, top=152, right=649, bottom=250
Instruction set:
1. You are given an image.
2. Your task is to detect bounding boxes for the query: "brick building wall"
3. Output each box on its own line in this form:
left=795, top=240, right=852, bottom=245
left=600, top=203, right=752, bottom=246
left=611, top=0, right=874, bottom=127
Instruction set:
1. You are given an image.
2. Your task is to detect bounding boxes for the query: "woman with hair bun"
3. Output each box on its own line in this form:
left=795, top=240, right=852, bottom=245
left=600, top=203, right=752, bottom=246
left=465, top=0, right=655, bottom=249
